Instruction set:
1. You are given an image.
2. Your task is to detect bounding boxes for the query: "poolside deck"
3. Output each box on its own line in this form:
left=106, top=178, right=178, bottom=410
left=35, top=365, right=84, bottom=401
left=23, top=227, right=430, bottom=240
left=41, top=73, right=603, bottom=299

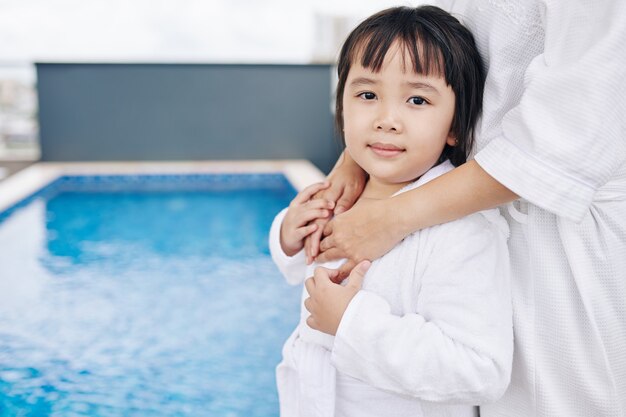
left=0, top=161, right=35, bottom=181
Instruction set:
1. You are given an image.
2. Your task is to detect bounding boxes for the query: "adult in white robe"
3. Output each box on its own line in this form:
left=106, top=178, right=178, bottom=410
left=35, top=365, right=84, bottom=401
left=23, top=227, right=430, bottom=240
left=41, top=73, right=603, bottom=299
left=314, top=1, right=626, bottom=416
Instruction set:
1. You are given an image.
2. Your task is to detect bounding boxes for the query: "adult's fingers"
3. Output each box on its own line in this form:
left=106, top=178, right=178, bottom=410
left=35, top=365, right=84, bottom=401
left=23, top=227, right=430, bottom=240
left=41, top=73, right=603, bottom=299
left=314, top=247, right=343, bottom=264
left=304, top=276, right=315, bottom=294
left=322, top=218, right=335, bottom=237
left=319, top=235, right=335, bottom=253
left=303, top=199, right=335, bottom=211
left=334, top=185, right=360, bottom=215
left=293, top=182, right=330, bottom=205
left=312, top=181, right=343, bottom=204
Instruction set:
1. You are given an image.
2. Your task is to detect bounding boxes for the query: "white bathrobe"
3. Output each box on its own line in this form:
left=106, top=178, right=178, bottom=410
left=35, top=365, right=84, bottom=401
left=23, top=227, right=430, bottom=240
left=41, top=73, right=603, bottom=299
left=436, top=2, right=626, bottom=416
left=269, top=161, right=513, bottom=417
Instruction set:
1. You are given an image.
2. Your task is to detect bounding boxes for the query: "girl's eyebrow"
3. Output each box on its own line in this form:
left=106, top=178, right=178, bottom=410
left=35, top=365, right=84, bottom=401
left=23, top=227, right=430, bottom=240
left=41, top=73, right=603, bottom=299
left=405, top=81, right=440, bottom=95
left=349, top=77, right=378, bottom=87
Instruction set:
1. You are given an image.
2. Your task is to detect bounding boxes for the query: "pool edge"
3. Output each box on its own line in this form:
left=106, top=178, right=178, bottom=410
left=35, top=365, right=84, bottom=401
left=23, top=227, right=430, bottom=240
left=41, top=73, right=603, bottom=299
left=0, top=160, right=325, bottom=213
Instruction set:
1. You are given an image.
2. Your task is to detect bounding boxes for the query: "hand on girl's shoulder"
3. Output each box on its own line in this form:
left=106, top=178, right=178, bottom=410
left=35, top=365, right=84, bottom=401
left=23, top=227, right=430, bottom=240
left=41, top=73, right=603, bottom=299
left=280, top=182, right=336, bottom=256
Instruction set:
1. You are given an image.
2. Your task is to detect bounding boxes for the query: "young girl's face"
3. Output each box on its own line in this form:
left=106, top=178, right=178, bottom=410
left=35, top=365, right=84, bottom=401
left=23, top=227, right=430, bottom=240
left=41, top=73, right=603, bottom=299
left=342, top=42, right=456, bottom=191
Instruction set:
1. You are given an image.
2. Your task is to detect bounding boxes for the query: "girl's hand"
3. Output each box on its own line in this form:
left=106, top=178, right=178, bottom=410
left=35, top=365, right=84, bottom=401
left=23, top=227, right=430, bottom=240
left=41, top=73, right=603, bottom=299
left=304, top=153, right=367, bottom=263
left=316, top=198, right=404, bottom=281
left=280, top=182, right=335, bottom=256
left=304, top=260, right=371, bottom=336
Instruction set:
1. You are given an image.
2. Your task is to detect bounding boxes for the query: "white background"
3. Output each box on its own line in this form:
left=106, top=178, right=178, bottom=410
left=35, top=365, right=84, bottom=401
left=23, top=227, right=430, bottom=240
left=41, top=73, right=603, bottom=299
left=0, top=0, right=412, bottom=64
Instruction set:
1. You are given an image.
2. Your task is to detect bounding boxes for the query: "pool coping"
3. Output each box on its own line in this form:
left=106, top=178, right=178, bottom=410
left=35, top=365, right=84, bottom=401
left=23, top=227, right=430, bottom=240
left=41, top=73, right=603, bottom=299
left=0, top=160, right=325, bottom=213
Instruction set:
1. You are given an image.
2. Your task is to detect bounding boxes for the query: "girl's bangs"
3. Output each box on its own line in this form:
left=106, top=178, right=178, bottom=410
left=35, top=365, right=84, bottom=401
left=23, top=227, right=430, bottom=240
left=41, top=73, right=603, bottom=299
left=350, top=28, right=446, bottom=78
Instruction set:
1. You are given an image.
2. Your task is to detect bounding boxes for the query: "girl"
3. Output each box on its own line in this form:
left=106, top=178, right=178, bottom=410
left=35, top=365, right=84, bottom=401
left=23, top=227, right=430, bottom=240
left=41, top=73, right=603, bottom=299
left=269, top=6, right=512, bottom=417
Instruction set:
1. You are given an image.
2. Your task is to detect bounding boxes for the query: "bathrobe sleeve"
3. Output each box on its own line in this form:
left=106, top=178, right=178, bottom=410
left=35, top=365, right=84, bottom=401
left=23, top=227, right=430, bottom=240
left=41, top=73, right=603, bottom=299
left=269, top=208, right=308, bottom=285
left=331, top=212, right=513, bottom=404
left=474, top=0, right=626, bottom=222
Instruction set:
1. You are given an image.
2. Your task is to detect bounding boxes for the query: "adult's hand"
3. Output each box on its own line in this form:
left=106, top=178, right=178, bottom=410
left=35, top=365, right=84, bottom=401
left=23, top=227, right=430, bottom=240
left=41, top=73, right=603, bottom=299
left=316, top=161, right=520, bottom=280
left=303, top=152, right=367, bottom=264
left=316, top=198, right=405, bottom=281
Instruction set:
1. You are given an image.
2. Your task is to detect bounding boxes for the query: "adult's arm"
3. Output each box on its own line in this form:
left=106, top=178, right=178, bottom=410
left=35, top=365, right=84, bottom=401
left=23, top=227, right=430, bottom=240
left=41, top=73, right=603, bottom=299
left=471, top=1, right=626, bottom=221
left=316, top=161, right=517, bottom=276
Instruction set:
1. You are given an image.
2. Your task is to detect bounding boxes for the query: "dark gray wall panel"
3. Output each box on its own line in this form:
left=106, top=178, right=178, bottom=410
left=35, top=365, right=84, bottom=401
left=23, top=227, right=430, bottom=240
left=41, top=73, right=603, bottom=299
left=36, top=63, right=341, bottom=172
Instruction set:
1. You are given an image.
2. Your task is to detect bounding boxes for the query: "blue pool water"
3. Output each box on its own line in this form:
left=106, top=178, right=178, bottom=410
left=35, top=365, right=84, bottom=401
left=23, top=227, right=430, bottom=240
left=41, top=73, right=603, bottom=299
left=0, top=174, right=300, bottom=416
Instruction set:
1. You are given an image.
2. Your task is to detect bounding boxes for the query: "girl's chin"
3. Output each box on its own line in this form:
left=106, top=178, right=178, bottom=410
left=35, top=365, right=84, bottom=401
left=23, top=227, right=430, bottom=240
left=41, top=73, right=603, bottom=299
left=367, top=172, right=415, bottom=187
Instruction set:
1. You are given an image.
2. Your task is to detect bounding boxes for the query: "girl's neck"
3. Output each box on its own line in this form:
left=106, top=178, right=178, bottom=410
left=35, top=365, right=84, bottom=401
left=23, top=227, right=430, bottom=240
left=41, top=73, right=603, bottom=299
left=360, top=175, right=413, bottom=200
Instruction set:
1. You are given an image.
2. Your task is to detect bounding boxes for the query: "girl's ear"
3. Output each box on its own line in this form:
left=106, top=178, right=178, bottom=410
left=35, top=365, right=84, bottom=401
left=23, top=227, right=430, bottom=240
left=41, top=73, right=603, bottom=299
left=446, top=133, right=458, bottom=147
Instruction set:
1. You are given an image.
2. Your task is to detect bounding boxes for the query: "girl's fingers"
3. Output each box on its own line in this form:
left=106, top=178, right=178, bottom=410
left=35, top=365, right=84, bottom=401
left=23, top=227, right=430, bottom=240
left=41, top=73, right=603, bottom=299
left=305, top=228, right=324, bottom=263
left=303, top=296, right=313, bottom=312
left=293, top=182, right=331, bottom=205
left=301, top=208, right=331, bottom=223
left=335, top=260, right=356, bottom=282
left=343, top=260, right=370, bottom=288
left=306, top=315, right=319, bottom=330
left=291, top=207, right=332, bottom=229
left=295, top=223, right=319, bottom=240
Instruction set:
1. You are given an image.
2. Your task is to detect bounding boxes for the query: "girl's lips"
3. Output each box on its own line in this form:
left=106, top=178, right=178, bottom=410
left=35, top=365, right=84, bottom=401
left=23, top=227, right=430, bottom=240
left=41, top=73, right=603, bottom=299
left=368, top=142, right=405, bottom=158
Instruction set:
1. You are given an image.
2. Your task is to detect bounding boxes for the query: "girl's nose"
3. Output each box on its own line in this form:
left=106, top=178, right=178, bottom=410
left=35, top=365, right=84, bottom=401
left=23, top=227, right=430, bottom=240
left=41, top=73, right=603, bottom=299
left=374, top=106, right=403, bottom=133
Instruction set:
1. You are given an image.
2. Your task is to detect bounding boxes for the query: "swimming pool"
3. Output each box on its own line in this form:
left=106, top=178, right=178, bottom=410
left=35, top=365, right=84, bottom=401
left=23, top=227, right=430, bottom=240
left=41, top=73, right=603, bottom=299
left=0, top=161, right=323, bottom=417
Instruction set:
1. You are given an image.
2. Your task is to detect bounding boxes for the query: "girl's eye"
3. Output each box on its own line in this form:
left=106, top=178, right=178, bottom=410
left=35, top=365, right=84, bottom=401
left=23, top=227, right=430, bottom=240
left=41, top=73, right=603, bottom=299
left=409, top=96, right=427, bottom=105
left=359, top=92, right=376, bottom=100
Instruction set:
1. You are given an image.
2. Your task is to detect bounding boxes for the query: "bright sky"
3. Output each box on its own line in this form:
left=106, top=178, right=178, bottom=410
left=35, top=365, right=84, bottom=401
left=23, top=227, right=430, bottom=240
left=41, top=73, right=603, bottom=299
left=0, top=0, right=408, bottom=64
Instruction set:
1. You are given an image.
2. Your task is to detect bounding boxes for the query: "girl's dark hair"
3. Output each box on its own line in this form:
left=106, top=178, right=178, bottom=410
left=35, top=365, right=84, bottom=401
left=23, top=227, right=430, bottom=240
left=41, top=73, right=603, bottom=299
left=335, top=6, right=485, bottom=166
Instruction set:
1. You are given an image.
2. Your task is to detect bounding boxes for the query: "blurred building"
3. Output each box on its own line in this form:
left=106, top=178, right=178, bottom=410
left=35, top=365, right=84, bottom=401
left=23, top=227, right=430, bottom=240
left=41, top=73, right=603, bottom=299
left=0, top=0, right=403, bottom=164
left=0, top=65, right=39, bottom=160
